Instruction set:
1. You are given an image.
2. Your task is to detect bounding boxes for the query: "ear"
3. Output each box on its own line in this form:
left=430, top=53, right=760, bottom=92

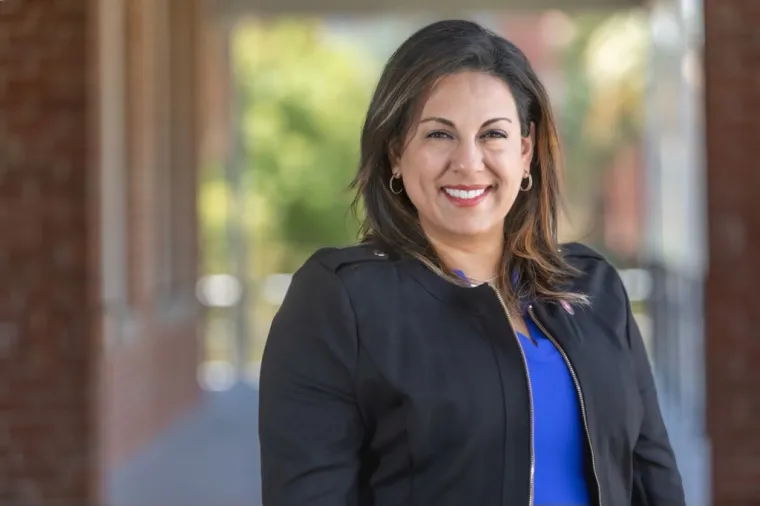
left=521, top=122, right=535, bottom=173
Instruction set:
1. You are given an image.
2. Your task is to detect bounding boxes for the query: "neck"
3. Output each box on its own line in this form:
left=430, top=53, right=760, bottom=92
left=425, top=229, right=504, bottom=284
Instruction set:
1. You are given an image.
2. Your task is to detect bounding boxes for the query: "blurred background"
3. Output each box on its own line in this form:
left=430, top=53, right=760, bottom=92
left=1, top=0, right=755, bottom=504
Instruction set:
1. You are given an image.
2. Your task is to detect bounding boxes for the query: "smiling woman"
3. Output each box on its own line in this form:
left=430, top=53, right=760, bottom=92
left=258, top=19, right=685, bottom=506
left=351, top=24, right=577, bottom=314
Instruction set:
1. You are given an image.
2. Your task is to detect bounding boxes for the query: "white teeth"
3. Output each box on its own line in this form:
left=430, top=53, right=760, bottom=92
left=443, top=188, right=487, bottom=199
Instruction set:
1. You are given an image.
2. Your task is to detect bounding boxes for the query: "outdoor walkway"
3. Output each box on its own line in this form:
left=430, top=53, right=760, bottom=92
left=107, top=373, right=706, bottom=506
left=108, top=381, right=262, bottom=506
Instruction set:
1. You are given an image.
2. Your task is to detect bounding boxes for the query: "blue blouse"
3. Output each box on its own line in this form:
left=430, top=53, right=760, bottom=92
left=517, top=317, right=590, bottom=506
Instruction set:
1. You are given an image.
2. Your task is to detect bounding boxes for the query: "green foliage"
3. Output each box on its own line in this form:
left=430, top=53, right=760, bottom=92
left=233, top=19, right=378, bottom=272
left=555, top=14, right=609, bottom=246
left=556, top=10, right=648, bottom=259
left=199, top=170, right=231, bottom=274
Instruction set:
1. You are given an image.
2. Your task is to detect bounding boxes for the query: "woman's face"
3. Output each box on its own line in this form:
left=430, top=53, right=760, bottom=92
left=393, top=71, right=533, bottom=245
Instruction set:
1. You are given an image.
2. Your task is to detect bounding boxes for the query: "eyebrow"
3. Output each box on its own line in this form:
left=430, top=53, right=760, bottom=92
left=419, top=116, right=513, bottom=128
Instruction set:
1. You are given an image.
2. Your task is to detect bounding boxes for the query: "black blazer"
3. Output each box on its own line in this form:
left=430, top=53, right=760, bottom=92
left=258, top=242, right=685, bottom=506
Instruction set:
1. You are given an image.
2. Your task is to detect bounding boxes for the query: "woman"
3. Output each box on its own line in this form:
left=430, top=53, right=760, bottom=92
left=258, top=19, right=685, bottom=506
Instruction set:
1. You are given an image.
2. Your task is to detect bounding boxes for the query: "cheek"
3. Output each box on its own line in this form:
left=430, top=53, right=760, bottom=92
left=404, top=171, right=439, bottom=212
left=401, top=150, right=447, bottom=190
left=486, top=148, right=525, bottom=183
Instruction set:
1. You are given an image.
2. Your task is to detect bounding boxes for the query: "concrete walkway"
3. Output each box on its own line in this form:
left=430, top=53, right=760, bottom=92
left=107, top=382, right=262, bottom=506
left=107, top=376, right=706, bottom=506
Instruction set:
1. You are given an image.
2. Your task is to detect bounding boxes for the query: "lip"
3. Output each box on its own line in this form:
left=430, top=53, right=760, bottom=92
left=441, top=185, right=493, bottom=207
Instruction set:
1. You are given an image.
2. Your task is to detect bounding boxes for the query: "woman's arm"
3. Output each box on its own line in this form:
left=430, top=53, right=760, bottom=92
left=622, top=279, right=686, bottom=505
left=258, top=256, right=364, bottom=506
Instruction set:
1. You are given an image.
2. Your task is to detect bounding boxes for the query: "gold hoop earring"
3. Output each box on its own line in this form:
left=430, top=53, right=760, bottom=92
left=389, top=174, right=404, bottom=195
left=520, top=173, right=533, bottom=192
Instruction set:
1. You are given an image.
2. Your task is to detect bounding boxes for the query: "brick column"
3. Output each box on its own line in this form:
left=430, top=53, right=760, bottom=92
left=704, top=0, right=760, bottom=503
left=0, top=0, right=98, bottom=503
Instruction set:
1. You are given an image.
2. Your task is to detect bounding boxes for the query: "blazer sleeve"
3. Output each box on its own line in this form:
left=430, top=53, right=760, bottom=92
left=623, top=279, right=686, bottom=505
left=258, top=257, right=364, bottom=506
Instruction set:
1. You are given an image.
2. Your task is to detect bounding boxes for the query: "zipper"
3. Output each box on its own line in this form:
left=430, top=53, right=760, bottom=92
left=489, top=285, right=535, bottom=506
left=527, top=304, right=603, bottom=506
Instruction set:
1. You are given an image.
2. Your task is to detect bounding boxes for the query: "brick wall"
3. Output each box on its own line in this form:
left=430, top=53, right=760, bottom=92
left=703, top=0, right=760, bottom=503
left=0, top=0, right=96, bottom=503
left=99, top=0, right=202, bottom=472
left=0, top=0, right=202, bottom=501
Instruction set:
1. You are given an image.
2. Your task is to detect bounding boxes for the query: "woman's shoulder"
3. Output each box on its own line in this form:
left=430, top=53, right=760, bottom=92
left=559, top=242, right=627, bottom=302
left=306, top=243, right=395, bottom=274
left=295, top=242, right=400, bottom=292
left=283, top=244, right=401, bottom=323
left=559, top=241, right=606, bottom=263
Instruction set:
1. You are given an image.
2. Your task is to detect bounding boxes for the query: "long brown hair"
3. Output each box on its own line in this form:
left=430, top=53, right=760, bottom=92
left=351, top=19, right=588, bottom=309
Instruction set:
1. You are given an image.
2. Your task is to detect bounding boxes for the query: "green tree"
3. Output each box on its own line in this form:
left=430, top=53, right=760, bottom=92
left=233, top=19, right=378, bottom=273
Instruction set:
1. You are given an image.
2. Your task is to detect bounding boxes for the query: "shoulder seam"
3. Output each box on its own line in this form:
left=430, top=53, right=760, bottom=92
left=313, top=244, right=391, bottom=274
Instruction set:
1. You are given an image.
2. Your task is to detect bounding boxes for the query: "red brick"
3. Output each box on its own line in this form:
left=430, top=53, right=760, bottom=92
left=704, top=0, right=760, bottom=502
left=0, top=0, right=96, bottom=502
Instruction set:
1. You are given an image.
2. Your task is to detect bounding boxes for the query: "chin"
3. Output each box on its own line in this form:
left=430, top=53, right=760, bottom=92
left=442, top=222, right=501, bottom=239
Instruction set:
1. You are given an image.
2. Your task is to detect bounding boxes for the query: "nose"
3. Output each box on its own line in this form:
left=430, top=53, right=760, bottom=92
left=451, top=139, right=484, bottom=173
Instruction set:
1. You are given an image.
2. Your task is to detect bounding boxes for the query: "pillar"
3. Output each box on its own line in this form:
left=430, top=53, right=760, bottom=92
left=704, top=0, right=760, bottom=503
left=0, top=0, right=98, bottom=502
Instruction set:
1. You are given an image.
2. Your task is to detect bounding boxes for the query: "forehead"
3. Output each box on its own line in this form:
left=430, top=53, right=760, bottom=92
left=420, top=71, right=518, bottom=118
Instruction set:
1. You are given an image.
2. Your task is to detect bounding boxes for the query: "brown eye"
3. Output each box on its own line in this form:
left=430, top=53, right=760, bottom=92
left=482, top=130, right=508, bottom=139
left=426, top=131, right=454, bottom=139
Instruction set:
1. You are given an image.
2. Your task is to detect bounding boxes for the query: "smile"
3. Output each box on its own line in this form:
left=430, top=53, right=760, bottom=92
left=441, top=186, right=493, bottom=206
left=443, top=188, right=487, bottom=199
